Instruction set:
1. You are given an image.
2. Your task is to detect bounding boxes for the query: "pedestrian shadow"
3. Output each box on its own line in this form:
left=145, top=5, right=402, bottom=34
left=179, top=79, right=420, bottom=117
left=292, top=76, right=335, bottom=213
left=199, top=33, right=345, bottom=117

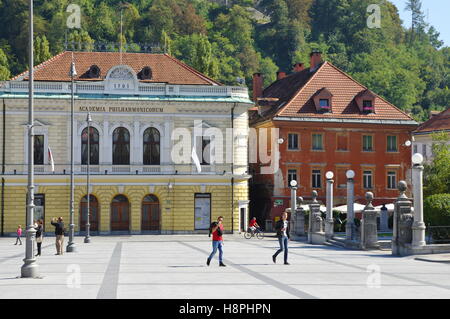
left=0, top=276, right=21, bottom=280
left=168, top=265, right=205, bottom=268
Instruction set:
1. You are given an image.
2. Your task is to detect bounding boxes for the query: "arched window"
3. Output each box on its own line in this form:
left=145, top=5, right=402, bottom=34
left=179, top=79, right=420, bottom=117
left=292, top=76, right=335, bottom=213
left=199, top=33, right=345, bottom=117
left=113, top=127, right=130, bottom=165
left=81, top=127, right=99, bottom=165
left=111, top=195, right=129, bottom=231
left=143, top=127, right=160, bottom=165
left=80, top=195, right=99, bottom=231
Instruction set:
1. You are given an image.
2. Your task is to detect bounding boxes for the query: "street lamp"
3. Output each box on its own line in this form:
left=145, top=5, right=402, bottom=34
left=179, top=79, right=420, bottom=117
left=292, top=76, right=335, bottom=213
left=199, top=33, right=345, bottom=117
left=84, top=112, right=92, bottom=244
left=325, top=171, right=334, bottom=239
left=345, top=169, right=355, bottom=242
left=67, top=55, right=77, bottom=252
left=21, top=0, right=39, bottom=278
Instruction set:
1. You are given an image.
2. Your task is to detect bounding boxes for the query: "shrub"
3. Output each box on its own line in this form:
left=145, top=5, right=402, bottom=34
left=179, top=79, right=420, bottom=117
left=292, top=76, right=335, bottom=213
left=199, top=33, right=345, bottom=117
left=424, top=194, right=450, bottom=226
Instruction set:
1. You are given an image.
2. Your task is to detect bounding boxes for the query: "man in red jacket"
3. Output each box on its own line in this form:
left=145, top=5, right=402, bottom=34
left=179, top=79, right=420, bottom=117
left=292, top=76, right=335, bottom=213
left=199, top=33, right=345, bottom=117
left=207, top=216, right=226, bottom=267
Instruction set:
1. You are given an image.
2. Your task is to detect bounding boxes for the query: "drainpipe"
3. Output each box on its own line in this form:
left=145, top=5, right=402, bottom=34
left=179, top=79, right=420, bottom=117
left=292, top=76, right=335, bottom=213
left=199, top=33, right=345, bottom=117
left=231, top=103, right=236, bottom=233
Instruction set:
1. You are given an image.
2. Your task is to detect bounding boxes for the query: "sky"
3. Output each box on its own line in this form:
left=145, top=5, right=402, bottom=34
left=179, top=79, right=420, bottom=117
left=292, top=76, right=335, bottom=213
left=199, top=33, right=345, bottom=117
left=389, top=0, right=450, bottom=47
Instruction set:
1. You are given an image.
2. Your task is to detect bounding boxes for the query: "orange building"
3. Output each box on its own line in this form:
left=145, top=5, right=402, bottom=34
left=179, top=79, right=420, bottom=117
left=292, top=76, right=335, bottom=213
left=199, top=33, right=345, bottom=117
left=249, top=52, right=418, bottom=223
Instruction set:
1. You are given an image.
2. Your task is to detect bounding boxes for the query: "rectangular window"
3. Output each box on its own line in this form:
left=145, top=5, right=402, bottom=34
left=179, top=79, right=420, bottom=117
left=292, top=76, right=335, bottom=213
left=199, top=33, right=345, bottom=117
left=387, top=136, right=398, bottom=152
left=387, top=171, right=397, bottom=189
left=363, top=135, right=373, bottom=152
left=413, top=144, right=418, bottom=154
left=26, top=194, right=45, bottom=231
left=312, top=134, right=323, bottom=150
left=422, top=144, right=427, bottom=158
left=363, top=100, right=373, bottom=108
left=337, top=169, right=347, bottom=188
left=288, top=133, right=299, bottom=150
left=337, top=134, right=348, bottom=151
left=363, top=171, right=373, bottom=189
left=196, top=136, right=211, bottom=165
left=319, top=99, right=329, bottom=107
left=287, top=169, right=297, bottom=187
left=194, top=193, right=211, bottom=230
left=312, top=169, right=322, bottom=188
left=34, top=135, right=44, bottom=165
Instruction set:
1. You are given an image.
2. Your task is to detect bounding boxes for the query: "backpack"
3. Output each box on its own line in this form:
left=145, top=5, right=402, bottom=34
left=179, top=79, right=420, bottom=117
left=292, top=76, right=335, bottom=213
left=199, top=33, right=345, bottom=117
left=208, top=222, right=218, bottom=237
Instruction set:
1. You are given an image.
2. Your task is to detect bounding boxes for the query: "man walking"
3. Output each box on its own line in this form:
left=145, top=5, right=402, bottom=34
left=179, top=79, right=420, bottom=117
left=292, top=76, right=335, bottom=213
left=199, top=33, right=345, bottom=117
left=51, top=217, right=65, bottom=255
left=207, top=216, right=226, bottom=267
left=272, top=211, right=290, bottom=265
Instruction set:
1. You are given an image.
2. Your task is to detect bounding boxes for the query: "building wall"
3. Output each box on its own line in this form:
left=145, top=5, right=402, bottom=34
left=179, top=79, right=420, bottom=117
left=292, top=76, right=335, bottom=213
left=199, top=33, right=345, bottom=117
left=250, top=120, right=416, bottom=222
left=0, top=97, right=251, bottom=235
left=1, top=175, right=249, bottom=235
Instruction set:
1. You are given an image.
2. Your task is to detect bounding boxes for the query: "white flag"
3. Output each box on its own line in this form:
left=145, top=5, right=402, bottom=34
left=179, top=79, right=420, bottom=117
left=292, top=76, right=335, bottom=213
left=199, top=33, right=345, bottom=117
left=191, top=147, right=202, bottom=173
left=48, top=146, right=55, bottom=172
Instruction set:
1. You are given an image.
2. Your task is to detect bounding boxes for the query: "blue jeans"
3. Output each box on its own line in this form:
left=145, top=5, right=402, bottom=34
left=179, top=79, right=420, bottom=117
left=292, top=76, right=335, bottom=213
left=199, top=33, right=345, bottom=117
left=208, top=240, right=223, bottom=262
left=274, top=236, right=288, bottom=263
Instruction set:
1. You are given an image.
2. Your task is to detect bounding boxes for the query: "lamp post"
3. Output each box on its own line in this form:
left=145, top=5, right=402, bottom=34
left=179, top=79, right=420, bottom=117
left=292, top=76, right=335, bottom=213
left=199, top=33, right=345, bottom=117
left=84, top=112, right=92, bottom=243
left=325, top=171, right=334, bottom=239
left=345, top=170, right=355, bottom=241
left=290, top=180, right=298, bottom=237
left=67, top=55, right=77, bottom=252
left=21, top=0, right=39, bottom=278
left=411, top=153, right=426, bottom=247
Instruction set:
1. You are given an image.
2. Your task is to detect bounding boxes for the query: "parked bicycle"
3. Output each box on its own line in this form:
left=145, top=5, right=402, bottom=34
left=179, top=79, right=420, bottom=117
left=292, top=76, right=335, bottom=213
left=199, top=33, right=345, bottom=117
left=244, top=226, right=264, bottom=239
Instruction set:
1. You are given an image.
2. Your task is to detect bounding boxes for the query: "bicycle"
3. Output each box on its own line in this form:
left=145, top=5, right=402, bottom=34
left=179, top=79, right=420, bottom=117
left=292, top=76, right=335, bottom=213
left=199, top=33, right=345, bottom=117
left=244, top=227, right=264, bottom=239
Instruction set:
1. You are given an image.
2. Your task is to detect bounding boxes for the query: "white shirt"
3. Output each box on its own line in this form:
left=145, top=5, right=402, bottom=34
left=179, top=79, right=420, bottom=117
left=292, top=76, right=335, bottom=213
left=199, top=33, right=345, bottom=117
left=282, top=220, right=288, bottom=237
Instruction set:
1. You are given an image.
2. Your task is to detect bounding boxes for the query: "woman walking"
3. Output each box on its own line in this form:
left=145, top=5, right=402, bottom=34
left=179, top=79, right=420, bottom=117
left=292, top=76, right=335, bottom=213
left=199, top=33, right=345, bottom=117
left=35, top=219, right=43, bottom=256
left=14, top=225, right=23, bottom=245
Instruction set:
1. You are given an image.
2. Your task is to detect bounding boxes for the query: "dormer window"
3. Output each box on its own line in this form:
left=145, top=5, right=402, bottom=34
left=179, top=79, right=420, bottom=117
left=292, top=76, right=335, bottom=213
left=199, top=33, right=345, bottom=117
left=319, top=99, right=330, bottom=107
left=313, top=88, right=333, bottom=112
left=356, top=90, right=376, bottom=113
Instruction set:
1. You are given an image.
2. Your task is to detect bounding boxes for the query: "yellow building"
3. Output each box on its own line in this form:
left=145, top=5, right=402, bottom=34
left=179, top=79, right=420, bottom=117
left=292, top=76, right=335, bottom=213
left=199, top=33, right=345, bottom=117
left=0, top=51, right=252, bottom=235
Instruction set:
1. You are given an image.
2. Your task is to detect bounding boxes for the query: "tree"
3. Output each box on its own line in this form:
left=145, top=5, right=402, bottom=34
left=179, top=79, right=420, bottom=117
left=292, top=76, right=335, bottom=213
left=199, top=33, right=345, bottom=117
left=0, top=48, right=10, bottom=80
left=34, top=35, right=52, bottom=65
left=423, top=132, right=450, bottom=197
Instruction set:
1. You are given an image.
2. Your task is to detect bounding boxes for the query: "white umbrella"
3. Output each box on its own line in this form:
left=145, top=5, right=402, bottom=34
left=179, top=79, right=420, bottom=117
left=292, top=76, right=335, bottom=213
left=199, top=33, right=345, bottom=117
left=333, top=203, right=366, bottom=213
left=299, top=204, right=327, bottom=212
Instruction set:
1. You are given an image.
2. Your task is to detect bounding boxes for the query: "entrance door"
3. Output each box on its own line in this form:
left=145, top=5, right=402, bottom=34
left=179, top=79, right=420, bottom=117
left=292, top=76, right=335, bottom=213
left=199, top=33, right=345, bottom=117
left=142, top=195, right=160, bottom=231
left=111, top=195, right=130, bottom=231
left=240, top=208, right=246, bottom=232
left=195, top=193, right=211, bottom=230
left=80, top=195, right=99, bottom=232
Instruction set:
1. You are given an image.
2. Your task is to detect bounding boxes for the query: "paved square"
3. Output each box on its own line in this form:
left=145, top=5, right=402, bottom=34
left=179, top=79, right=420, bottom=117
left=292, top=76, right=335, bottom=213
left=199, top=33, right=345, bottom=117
left=1, top=235, right=450, bottom=299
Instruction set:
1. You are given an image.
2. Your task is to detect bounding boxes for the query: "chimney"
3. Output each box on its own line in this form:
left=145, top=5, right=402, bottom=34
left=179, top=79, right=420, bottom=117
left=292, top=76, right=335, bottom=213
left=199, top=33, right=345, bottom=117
left=293, top=63, right=304, bottom=72
left=310, top=50, right=323, bottom=72
left=276, top=71, right=286, bottom=80
left=252, top=73, right=263, bottom=102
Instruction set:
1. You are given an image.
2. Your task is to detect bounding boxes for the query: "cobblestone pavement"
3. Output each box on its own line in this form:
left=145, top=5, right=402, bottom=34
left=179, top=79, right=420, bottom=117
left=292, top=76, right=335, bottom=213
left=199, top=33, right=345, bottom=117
left=1, top=234, right=450, bottom=299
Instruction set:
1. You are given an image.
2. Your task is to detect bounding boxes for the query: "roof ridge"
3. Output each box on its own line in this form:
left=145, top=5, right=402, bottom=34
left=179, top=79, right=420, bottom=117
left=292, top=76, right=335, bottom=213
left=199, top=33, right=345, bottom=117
left=324, top=61, right=414, bottom=121
left=11, top=51, right=68, bottom=81
left=162, top=53, right=222, bottom=86
left=275, top=62, right=328, bottom=117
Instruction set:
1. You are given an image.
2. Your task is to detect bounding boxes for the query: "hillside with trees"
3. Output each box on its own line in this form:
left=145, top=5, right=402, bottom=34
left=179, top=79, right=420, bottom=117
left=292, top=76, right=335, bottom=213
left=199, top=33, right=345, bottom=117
left=0, top=0, right=448, bottom=121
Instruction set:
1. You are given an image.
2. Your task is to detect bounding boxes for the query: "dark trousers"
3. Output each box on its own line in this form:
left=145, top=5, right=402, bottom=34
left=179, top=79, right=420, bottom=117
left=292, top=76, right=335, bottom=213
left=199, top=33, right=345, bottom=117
left=15, top=236, right=22, bottom=245
left=274, top=236, right=288, bottom=263
left=37, top=242, right=42, bottom=256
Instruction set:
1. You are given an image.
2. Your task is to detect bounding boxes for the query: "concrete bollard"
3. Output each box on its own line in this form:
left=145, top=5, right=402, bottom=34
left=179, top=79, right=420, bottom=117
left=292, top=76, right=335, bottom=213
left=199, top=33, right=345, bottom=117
left=295, top=196, right=306, bottom=236
left=361, top=192, right=380, bottom=250
left=309, top=190, right=325, bottom=244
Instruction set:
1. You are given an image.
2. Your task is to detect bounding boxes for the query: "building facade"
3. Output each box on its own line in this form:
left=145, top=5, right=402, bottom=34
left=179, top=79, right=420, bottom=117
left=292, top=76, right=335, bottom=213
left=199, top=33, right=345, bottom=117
left=0, top=51, right=252, bottom=236
left=412, top=108, right=450, bottom=163
left=249, top=52, right=418, bottom=223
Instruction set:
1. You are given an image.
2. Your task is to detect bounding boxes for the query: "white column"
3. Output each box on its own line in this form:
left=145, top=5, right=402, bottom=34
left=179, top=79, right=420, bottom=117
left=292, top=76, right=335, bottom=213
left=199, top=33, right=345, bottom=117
left=345, top=170, right=355, bottom=241
left=412, top=154, right=426, bottom=247
left=325, top=173, right=334, bottom=239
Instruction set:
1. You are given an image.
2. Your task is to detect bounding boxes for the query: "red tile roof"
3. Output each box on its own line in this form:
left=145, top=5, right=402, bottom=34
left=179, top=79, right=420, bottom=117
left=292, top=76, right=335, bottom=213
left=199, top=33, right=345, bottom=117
left=255, top=61, right=415, bottom=123
left=12, top=51, right=221, bottom=86
left=414, top=108, right=450, bottom=133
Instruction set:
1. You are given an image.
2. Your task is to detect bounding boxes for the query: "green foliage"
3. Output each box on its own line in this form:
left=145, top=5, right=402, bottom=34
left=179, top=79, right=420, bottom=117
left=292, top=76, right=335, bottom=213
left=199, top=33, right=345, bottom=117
left=423, top=132, right=450, bottom=197
left=424, top=194, right=450, bottom=226
left=0, top=48, right=10, bottom=80
left=0, top=0, right=447, bottom=112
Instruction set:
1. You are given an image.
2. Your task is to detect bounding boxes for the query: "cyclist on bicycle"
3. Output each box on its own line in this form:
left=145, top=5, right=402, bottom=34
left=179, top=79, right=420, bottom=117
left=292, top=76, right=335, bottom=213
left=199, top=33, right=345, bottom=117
left=248, top=217, right=260, bottom=235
